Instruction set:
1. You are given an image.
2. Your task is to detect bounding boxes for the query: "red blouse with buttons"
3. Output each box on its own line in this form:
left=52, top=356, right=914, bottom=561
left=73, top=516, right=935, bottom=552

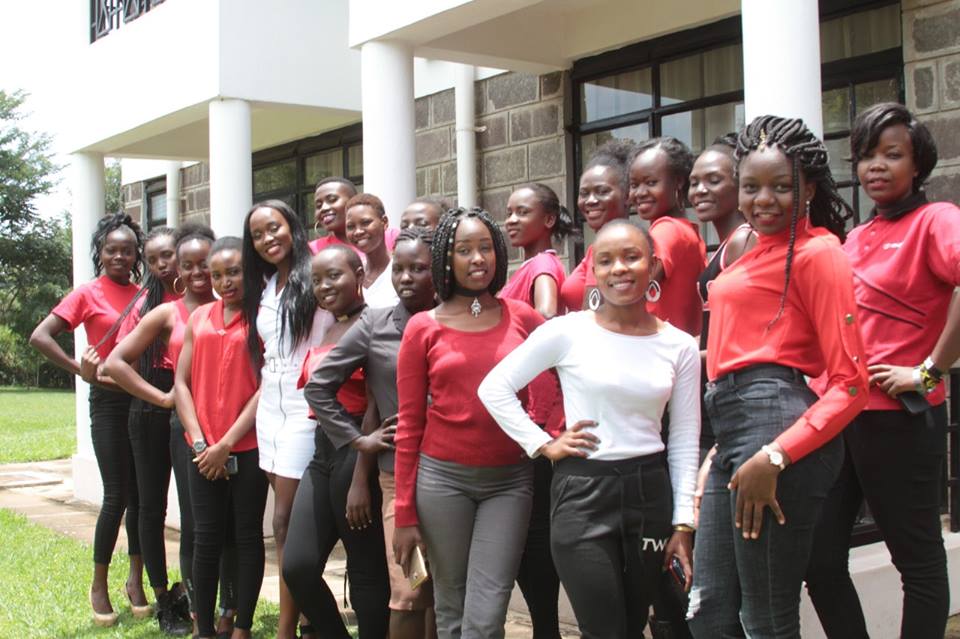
left=843, top=201, right=960, bottom=410
left=707, top=217, right=869, bottom=462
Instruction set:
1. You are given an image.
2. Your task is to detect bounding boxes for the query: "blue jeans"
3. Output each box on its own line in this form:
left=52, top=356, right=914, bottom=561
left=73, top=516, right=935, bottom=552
left=687, top=366, right=843, bottom=639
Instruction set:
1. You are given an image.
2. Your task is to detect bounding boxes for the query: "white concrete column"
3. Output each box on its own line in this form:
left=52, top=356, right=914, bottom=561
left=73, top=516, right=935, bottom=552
left=742, top=0, right=824, bottom=139
left=361, top=40, right=416, bottom=227
left=69, top=152, right=103, bottom=503
left=208, top=99, right=252, bottom=237
left=164, top=161, right=182, bottom=228
left=455, top=64, right=478, bottom=209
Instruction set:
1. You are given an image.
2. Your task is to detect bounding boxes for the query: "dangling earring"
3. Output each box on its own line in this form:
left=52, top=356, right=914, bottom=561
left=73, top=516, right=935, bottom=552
left=805, top=200, right=811, bottom=216
left=173, top=276, right=186, bottom=296
left=646, top=280, right=662, bottom=303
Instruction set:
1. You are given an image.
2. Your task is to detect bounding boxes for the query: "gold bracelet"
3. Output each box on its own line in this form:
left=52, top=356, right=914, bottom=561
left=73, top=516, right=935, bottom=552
left=674, top=524, right=695, bottom=533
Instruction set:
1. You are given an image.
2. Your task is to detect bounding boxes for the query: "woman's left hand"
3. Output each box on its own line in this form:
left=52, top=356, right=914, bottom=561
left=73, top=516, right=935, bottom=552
left=728, top=451, right=785, bottom=539
left=196, top=442, right=230, bottom=479
left=662, top=530, right=694, bottom=592
left=346, top=474, right=373, bottom=531
left=79, top=346, right=101, bottom=385
left=868, top=364, right=916, bottom=397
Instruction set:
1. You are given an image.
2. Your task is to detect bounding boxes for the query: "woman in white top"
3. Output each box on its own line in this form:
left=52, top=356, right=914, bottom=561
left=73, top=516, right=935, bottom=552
left=345, top=193, right=400, bottom=309
left=242, top=199, right=330, bottom=639
left=479, top=219, right=700, bottom=639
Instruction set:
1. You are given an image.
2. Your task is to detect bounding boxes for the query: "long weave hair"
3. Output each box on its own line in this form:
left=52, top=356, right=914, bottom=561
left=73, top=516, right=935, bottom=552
left=735, top=115, right=853, bottom=326
left=431, top=207, right=508, bottom=301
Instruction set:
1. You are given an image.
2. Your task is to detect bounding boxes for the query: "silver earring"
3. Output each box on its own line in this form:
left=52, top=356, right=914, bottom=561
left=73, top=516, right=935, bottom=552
left=646, top=280, right=662, bottom=303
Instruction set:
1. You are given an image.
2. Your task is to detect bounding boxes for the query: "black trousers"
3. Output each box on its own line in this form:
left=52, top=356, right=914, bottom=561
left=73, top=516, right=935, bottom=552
left=516, top=455, right=561, bottom=639
left=805, top=406, right=949, bottom=639
left=188, top=448, right=267, bottom=635
left=550, top=454, right=673, bottom=639
left=283, top=436, right=390, bottom=639
left=89, top=386, right=140, bottom=565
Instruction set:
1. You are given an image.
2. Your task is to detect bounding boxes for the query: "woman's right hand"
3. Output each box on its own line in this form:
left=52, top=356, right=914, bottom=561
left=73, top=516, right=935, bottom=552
left=693, top=446, right=717, bottom=526
left=158, top=390, right=175, bottom=410
left=393, top=525, right=426, bottom=577
left=354, top=414, right=397, bottom=455
left=538, top=420, right=599, bottom=461
left=79, top=346, right=100, bottom=385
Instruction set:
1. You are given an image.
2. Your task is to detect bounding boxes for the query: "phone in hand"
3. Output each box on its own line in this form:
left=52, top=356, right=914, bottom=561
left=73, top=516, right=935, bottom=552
left=407, top=546, right=430, bottom=590
left=668, top=556, right=686, bottom=589
left=225, top=455, right=238, bottom=476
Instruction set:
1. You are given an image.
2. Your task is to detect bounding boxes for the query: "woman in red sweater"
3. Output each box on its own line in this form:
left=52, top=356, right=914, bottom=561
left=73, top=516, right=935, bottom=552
left=175, top=237, right=267, bottom=639
left=393, top=208, right=544, bottom=639
left=686, top=116, right=868, bottom=638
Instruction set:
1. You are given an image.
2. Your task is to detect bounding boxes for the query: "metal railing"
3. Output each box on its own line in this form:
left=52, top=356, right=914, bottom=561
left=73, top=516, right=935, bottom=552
left=89, top=0, right=165, bottom=43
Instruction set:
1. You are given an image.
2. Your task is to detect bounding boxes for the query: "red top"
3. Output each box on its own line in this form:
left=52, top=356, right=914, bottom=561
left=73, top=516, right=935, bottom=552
left=298, top=343, right=368, bottom=418
left=52, top=275, right=141, bottom=358
left=187, top=300, right=259, bottom=451
left=116, top=290, right=181, bottom=369
left=395, top=299, right=544, bottom=526
left=843, top=201, right=960, bottom=409
left=647, top=216, right=706, bottom=336
left=166, top=299, right=191, bottom=374
left=559, top=245, right=597, bottom=312
left=310, top=231, right=399, bottom=258
left=498, top=251, right=566, bottom=433
left=706, top=217, right=868, bottom=462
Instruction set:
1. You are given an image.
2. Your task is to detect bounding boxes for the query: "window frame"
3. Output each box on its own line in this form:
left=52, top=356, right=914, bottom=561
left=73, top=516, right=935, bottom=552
left=143, top=178, right=167, bottom=231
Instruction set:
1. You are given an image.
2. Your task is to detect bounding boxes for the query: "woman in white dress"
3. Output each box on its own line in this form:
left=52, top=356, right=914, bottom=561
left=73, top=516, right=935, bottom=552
left=242, top=199, right=330, bottom=639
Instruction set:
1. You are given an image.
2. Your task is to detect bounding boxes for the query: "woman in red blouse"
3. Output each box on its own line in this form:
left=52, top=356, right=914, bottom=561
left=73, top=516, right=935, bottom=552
left=175, top=237, right=266, bottom=639
left=393, top=208, right=544, bottom=639
left=30, top=212, right=146, bottom=626
left=805, top=103, right=960, bottom=639
left=686, top=116, right=869, bottom=638
left=628, top=137, right=706, bottom=336
left=559, top=141, right=632, bottom=311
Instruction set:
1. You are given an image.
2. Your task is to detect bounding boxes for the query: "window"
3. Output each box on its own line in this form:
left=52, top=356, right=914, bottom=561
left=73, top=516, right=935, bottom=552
left=252, top=123, right=363, bottom=235
left=144, top=179, right=167, bottom=230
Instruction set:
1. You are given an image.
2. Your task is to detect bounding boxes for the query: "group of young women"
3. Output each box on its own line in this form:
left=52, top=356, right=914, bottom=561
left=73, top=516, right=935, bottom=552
left=30, top=101, right=958, bottom=639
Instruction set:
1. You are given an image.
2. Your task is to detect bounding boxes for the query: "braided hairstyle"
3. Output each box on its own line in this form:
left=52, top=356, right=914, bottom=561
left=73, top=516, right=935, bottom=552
left=395, top=225, right=434, bottom=248
left=91, top=212, right=145, bottom=282
left=735, top=115, right=853, bottom=326
left=514, top=182, right=579, bottom=241
left=137, top=226, right=178, bottom=374
left=431, top=207, right=509, bottom=301
left=630, top=136, right=694, bottom=210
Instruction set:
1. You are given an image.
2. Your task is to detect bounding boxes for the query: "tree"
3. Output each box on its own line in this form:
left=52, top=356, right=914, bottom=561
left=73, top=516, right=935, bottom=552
left=0, top=90, right=57, bottom=230
left=104, top=159, right=123, bottom=214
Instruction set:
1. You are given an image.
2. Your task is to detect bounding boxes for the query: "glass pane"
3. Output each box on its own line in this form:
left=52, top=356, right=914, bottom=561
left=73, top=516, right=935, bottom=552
left=837, top=186, right=856, bottom=233
left=149, top=191, right=167, bottom=225
left=821, top=4, right=901, bottom=63
left=347, top=144, right=363, bottom=179
left=702, top=102, right=745, bottom=150
left=703, top=44, right=743, bottom=96
left=304, top=149, right=344, bottom=186
left=580, top=122, right=650, bottom=165
left=822, top=88, right=850, bottom=135
left=661, top=54, right=702, bottom=105
left=826, top=136, right=853, bottom=183
left=661, top=110, right=704, bottom=151
left=253, top=160, right=296, bottom=195
left=854, top=78, right=900, bottom=113
left=857, top=184, right=874, bottom=222
left=581, top=68, right=653, bottom=122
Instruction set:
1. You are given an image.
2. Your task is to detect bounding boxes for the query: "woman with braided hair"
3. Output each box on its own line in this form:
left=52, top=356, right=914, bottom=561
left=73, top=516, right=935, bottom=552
left=686, top=116, right=868, bottom=638
left=393, top=208, right=544, bottom=639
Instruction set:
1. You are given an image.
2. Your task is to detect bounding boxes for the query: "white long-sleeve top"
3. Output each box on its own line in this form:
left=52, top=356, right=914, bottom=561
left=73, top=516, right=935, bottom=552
left=478, top=311, right=701, bottom=525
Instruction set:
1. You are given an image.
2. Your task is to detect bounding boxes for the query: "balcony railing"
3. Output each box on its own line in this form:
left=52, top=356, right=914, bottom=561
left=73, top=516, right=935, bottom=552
left=89, top=0, right=165, bottom=43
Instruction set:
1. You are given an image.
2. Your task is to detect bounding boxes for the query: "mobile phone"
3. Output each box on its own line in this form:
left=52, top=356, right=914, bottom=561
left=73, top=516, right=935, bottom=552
left=897, top=390, right=930, bottom=416
left=407, top=546, right=430, bottom=590
left=668, top=556, right=686, bottom=589
left=225, top=455, right=238, bottom=475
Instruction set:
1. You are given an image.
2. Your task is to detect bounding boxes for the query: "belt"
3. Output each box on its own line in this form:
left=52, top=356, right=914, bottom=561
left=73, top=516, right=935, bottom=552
left=707, top=364, right=805, bottom=391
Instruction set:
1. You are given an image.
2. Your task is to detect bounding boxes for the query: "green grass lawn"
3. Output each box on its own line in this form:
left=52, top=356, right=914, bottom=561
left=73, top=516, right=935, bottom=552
left=0, top=508, right=281, bottom=638
left=0, top=387, right=76, bottom=463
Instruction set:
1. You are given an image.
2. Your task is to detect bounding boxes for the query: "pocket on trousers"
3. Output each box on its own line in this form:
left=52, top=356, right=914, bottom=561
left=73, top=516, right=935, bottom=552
left=733, top=380, right=781, bottom=403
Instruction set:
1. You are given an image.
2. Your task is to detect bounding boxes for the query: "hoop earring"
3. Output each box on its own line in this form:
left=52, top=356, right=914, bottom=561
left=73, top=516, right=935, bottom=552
left=314, top=220, right=322, bottom=236
left=173, top=276, right=187, bottom=296
left=645, top=280, right=662, bottom=303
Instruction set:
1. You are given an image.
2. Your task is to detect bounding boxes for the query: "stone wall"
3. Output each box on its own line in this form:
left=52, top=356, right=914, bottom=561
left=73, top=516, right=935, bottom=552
left=904, top=0, right=960, bottom=201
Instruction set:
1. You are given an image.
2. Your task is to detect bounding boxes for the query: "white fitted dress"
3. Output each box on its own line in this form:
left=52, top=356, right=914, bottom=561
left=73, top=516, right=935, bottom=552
left=255, top=273, right=332, bottom=478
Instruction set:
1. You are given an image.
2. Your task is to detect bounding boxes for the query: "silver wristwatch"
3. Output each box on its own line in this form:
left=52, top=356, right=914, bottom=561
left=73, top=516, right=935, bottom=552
left=192, top=439, right=207, bottom=456
left=761, top=444, right=785, bottom=471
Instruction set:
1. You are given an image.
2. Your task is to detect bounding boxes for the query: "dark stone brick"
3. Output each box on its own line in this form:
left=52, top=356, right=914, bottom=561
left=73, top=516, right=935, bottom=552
left=480, top=187, right=512, bottom=222
left=416, top=128, right=451, bottom=165
left=541, top=72, right=563, bottom=98
left=485, top=73, right=538, bottom=112
left=182, top=164, right=202, bottom=188
left=126, top=204, right=141, bottom=222
left=428, top=166, right=442, bottom=195
left=483, top=147, right=527, bottom=187
left=913, top=7, right=960, bottom=54
left=537, top=177, right=567, bottom=212
left=914, top=66, right=935, bottom=110
left=416, top=168, right=427, bottom=197
left=922, top=115, right=960, bottom=161
left=415, top=97, right=430, bottom=130
left=528, top=138, right=564, bottom=179
left=510, top=102, right=560, bottom=143
left=926, top=170, right=960, bottom=202
left=442, top=161, right=458, bottom=195
left=201, top=162, right=209, bottom=183
left=432, top=90, right=455, bottom=126
left=186, top=192, right=195, bottom=212
left=195, top=187, right=210, bottom=211
left=944, top=59, right=960, bottom=104
left=474, top=79, right=487, bottom=115
left=477, top=114, right=508, bottom=149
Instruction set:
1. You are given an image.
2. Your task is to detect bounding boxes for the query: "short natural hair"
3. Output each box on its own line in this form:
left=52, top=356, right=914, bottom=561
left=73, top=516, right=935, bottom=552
left=345, top=193, right=386, bottom=218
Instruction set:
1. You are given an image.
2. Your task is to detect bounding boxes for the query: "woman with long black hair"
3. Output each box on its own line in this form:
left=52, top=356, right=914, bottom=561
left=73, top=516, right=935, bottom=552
left=686, top=116, right=868, bottom=638
left=242, top=200, right=330, bottom=639
left=30, top=212, right=146, bottom=626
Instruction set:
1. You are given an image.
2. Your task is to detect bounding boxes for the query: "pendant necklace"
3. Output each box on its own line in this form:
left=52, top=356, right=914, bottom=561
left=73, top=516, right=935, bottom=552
left=453, top=284, right=484, bottom=318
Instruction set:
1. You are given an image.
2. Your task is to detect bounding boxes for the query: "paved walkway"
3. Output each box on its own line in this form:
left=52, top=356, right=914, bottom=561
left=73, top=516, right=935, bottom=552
left=0, top=459, right=579, bottom=638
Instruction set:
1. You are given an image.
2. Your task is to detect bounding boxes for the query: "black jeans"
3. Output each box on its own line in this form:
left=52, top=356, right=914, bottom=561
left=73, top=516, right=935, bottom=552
left=550, top=454, right=673, bottom=639
left=805, top=406, right=949, bottom=639
left=283, top=436, right=390, bottom=639
left=89, top=386, right=140, bottom=565
left=188, top=448, right=267, bottom=635
left=127, top=369, right=174, bottom=588
left=516, top=455, right=561, bottom=639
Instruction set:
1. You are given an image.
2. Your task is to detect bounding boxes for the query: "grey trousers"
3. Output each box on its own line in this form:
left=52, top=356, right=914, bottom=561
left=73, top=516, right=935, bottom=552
left=417, top=454, right=533, bottom=639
